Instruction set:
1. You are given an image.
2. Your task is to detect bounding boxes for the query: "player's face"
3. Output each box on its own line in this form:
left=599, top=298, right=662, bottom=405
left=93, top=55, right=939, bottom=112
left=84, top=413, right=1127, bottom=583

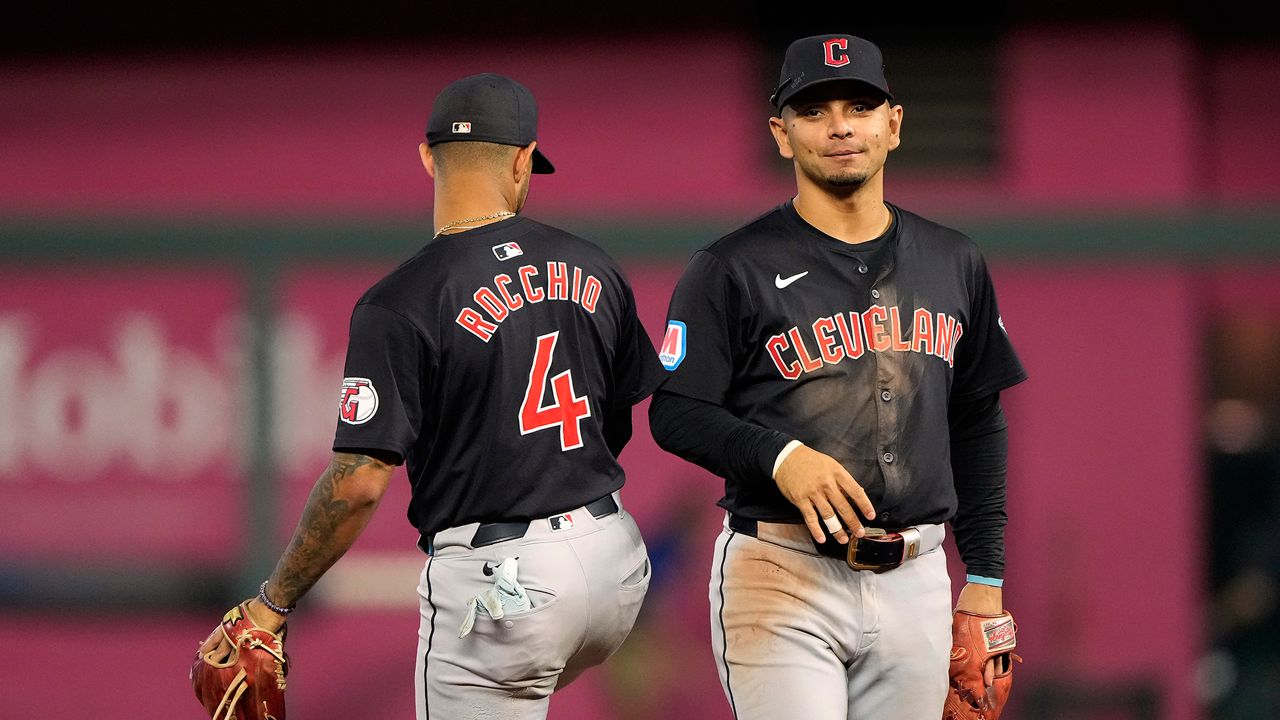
left=770, top=84, right=902, bottom=192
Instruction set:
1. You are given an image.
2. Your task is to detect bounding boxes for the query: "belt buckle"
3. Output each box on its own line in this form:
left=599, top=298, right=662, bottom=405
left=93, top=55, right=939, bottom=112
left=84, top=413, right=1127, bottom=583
left=846, top=527, right=903, bottom=571
left=899, top=527, right=922, bottom=561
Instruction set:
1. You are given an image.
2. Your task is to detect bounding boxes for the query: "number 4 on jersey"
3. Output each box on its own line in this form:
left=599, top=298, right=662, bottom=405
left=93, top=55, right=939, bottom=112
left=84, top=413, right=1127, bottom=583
left=519, top=331, right=592, bottom=450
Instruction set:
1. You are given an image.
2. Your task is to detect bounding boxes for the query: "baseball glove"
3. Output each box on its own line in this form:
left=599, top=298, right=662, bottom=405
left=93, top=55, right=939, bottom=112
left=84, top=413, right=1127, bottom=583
left=191, top=602, right=289, bottom=720
left=943, top=609, right=1020, bottom=720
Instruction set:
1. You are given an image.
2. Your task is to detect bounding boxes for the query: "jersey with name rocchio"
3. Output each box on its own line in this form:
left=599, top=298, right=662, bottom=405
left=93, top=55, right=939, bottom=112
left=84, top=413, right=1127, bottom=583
left=659, top=201, right=1027, bottom=527
left=333, top=216, right=665, bottom=537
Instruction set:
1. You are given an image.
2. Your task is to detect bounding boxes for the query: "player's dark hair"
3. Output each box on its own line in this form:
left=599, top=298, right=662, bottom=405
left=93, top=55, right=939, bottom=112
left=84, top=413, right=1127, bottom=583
left=432, top=141, right=520, bottom=178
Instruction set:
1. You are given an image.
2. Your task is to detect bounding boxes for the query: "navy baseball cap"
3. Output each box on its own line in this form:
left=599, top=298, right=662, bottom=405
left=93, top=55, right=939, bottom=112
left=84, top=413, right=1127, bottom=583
left=427, top=73, right=555, bottom=174
left=770, top=35, right=893, bottom=110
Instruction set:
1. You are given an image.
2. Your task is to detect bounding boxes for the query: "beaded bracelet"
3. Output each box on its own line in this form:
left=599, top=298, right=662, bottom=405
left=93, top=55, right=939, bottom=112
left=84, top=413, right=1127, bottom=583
left=258, top=580, right=296, bottom=615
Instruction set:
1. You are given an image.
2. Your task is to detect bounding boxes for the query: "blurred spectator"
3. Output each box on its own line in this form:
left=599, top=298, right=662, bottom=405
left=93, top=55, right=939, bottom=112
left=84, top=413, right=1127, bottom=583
left=1202, top=317, right=1280, bottom=718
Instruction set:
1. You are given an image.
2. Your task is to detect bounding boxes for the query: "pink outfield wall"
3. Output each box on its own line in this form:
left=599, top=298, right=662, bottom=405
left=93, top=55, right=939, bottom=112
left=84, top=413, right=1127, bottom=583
left=1211, top=48, right=1280, bottom=200
left=2, top=30, right=1278, bottom=221
left=0, top=37, right=782, bottom=218
left=0, top=260, right=1210, bottom=718
left=1003, top=27, right=1198, bottom=206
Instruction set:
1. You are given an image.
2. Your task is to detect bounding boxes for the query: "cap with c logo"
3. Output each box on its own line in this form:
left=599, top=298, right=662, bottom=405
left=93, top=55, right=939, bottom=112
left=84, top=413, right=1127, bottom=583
left=769, top=35, right=893, bottom=110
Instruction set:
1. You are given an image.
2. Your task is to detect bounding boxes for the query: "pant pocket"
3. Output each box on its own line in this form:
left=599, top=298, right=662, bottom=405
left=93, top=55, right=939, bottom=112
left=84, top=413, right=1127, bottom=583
left=619, top=556, right=652, bottom=591
left=458, top=589, right=568, bottom=695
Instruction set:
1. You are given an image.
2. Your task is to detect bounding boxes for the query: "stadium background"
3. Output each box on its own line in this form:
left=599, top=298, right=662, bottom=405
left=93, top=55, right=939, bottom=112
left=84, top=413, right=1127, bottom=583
left=3, top=2, right=1279, bottom=717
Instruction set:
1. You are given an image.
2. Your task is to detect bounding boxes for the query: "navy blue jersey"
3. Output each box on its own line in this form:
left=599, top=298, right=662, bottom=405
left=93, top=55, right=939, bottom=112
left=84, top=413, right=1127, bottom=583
left=659, top=201, right=1027, bottom=527
left=333, top=217, right=665, bottom=536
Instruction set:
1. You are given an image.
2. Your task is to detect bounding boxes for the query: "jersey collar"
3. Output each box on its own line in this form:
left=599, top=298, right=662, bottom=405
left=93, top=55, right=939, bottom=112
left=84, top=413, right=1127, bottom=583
left=781, top=199, right=900, bottom=258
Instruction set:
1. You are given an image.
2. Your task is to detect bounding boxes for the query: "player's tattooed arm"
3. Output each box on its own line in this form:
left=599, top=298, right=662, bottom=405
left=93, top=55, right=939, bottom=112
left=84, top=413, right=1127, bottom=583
left=261, top=452, right=395, bottom=614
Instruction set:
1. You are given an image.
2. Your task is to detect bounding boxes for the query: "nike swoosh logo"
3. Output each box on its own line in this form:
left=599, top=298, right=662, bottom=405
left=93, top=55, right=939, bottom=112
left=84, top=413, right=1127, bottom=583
left=775, top=271, right=809, bottom=289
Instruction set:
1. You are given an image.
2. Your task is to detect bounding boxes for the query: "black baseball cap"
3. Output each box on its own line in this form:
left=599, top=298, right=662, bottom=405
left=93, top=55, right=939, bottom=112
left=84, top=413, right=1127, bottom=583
left=426, top=73, right=555, bottom=174
left=770, top=35, right=893, bottom=110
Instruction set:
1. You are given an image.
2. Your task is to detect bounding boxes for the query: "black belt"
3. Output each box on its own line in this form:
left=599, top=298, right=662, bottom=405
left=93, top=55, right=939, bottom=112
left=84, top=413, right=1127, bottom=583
left=421, top=495, right=619, bottom=554
left=728, top=513, right=914, bottom=570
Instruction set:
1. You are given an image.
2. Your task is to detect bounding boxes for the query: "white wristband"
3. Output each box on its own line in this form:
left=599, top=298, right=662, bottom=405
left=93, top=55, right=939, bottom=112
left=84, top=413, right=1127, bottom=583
left=772, top=440, right=803, bottom=479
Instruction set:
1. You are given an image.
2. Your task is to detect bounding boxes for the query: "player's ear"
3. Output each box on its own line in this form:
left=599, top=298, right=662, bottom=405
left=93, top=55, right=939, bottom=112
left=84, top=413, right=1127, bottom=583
left=887, top=104, right=903, bottom=152
left=513, top=141, right=536, bottom=184
left=420, top=142, right=438, bottom=178
left=768, top=114, right=795, bottom=160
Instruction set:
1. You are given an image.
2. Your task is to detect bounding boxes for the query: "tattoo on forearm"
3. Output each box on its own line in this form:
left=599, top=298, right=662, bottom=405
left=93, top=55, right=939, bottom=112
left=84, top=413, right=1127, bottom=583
left=267, top=453, right=389, bottom=606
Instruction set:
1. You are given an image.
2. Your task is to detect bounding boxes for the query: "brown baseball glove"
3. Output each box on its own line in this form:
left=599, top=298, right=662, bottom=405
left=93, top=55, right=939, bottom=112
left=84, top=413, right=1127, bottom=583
left=943, top=609, right=1020, bottom=720
left=191, top=602, right=289, bottom=720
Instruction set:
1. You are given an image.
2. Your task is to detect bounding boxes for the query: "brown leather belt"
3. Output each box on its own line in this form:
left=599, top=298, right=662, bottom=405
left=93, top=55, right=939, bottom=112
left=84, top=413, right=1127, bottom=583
left=728, top=513, right=923, bottom=571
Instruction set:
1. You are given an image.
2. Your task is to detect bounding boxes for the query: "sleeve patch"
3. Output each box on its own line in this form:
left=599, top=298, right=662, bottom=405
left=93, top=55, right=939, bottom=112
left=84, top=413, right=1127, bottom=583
left=338, top=377, right=380, bottom=424
left=659, top=321, right=687, bottom=371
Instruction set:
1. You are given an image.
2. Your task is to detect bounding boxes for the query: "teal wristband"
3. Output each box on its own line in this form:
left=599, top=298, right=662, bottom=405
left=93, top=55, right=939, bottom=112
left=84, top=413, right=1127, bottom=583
left=965, top=574, right=1004, bottom=587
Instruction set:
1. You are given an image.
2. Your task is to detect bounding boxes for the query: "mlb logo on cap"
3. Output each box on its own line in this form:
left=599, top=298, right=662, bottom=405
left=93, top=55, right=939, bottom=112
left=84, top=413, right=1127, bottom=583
left=492, top=242, right=523, bottom=261
left=427, top=74, right=556, bottom=173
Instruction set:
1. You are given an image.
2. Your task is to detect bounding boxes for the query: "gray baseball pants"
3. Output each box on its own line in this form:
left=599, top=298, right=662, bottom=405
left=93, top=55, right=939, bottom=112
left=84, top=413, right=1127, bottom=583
left=415, top=492, right=650, bottom=720
left=710, top=515, right=951, bottom=719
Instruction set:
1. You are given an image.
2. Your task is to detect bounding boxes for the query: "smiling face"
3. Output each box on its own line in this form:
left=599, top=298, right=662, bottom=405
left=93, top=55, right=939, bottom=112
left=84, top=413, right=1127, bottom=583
left=769, top=81, right=903, bottom=193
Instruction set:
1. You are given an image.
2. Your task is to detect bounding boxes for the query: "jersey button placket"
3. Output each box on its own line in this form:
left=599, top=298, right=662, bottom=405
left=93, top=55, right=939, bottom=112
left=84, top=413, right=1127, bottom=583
left=869, top=258, right=904, bottom=509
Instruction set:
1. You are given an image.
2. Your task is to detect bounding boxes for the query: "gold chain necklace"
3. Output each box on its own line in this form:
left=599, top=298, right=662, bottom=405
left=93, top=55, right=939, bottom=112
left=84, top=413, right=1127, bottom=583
left=433, top=211, right=516, bottom=238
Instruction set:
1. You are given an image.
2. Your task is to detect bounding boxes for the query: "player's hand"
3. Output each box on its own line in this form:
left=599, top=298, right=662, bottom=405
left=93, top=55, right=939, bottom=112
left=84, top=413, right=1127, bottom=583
left=773, top=444, right=875, bottom=544
left=956, top=582, right=1004, bottom=688
left=198, top=598, right=288, bottom=662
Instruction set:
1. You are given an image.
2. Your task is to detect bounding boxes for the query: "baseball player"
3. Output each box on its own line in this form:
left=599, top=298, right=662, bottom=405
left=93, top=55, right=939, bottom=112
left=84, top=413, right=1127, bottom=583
left=648, top=36, right=1028, bottom=719
left=197, top=73, right=666, bottom=720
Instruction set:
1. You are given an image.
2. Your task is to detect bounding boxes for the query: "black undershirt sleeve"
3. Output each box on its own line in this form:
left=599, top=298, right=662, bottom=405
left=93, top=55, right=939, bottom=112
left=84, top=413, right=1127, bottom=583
left=949, top=391, right=1009, bottom=580
left=648, top=389, right=792, bottom=484
left=603, top=403, right=634, bottom=459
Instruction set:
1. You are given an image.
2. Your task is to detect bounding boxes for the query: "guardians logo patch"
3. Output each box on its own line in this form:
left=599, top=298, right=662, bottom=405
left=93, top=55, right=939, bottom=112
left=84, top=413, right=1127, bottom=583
left=338, top=377, right=379, bottom=425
